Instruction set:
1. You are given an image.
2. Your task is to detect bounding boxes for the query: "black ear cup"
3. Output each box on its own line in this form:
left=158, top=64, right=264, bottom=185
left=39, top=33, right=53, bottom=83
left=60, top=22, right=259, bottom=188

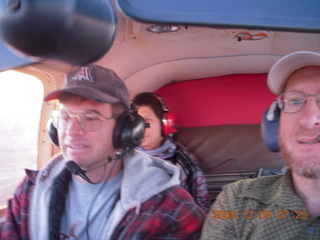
left=261, top=101, right=280, bottom=152
left=113, top=110, right=146, bottom=150
left=47, top=118, right=59, bottom=146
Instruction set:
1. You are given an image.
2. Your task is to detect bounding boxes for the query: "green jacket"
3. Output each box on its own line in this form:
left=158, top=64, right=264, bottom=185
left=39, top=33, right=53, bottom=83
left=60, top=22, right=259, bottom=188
left=201, top=171, right=320, bottom=240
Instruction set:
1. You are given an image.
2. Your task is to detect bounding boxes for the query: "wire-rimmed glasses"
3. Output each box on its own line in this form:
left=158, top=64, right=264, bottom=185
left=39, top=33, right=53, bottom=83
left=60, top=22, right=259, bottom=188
left=276, top=91, right=320, bottom=113
left=51, top=110, right=114, bottom=131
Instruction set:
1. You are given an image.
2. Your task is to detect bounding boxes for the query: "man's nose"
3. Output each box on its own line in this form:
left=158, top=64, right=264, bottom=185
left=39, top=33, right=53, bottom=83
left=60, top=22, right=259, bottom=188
left=65, top=117, right=84, bottom=135
left=299, top=98, right=320, bottom=128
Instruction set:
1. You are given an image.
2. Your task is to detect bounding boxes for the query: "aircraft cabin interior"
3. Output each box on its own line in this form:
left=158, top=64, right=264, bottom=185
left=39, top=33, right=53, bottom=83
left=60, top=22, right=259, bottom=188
left=0, top=0, right=320, bottom=225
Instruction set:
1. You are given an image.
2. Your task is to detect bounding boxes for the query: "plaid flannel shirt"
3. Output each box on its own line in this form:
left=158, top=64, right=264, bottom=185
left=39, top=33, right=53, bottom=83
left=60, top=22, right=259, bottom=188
left=1, top=170, right=205, bottom=240
left=173, top=143, right=211, bottom=213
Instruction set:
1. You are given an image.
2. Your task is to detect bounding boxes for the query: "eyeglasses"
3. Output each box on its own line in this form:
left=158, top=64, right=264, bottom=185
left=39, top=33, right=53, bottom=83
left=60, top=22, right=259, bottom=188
left=276, top=91, right=320, bottom=113
left=51, top=110, right=114, bottom=131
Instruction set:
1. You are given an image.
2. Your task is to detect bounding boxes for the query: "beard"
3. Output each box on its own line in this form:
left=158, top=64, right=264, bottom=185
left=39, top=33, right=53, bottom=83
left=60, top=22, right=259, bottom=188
left=280, top=139, right=320, bottom=179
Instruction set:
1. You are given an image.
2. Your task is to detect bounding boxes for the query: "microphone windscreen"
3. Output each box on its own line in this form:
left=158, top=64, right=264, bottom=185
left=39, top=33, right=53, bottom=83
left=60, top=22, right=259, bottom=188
left=66, top=161, right=94, bottom=184
left=66, top=161, right=81, bottom=175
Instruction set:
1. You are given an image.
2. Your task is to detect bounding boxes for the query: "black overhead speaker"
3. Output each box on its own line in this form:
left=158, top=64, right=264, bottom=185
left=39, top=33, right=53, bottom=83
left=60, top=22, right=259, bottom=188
left=0, top=0, right=117, bottom=65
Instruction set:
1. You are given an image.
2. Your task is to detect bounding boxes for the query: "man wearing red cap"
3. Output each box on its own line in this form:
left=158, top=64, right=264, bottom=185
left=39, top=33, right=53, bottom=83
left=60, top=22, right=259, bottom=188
left=201, top=51, right=320, bottom=239
left=1, top=65, right=205, bottom=239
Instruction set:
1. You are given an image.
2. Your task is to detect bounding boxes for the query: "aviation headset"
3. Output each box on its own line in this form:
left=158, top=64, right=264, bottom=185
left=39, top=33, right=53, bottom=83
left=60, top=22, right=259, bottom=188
left=261, top=101, right=280, bottom=152
left=137, top=92, right=178, bottom=137
left=48, top=107, right=146, bottom=151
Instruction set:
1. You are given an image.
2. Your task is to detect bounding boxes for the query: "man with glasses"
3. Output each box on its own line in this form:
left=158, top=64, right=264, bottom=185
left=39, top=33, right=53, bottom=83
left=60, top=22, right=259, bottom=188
left=201, top=51, right=320, bottom=239
left=1, top=65, right=205, bottom=240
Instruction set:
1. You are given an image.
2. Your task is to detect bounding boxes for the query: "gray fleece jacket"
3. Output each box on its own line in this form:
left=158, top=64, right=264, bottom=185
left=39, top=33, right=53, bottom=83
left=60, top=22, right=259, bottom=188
left=29, top=150, right=181, bottom=239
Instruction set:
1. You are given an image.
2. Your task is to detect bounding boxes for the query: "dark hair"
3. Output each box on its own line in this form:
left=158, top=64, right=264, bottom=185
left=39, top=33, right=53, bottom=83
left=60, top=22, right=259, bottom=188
left=132, top=92, right=164, bottom=120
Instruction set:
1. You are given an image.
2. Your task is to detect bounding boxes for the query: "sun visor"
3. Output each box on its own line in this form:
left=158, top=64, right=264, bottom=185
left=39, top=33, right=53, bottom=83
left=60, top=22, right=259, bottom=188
left=0, top=0, right=117, bottom=65
left=117, top=0, right=320, bottom=33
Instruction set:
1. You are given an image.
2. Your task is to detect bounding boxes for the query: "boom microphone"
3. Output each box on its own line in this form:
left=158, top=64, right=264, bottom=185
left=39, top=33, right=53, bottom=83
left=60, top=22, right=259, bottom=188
left=66, top=152, right=124, bottom=184
left=66, top=161, right=94, bottom=184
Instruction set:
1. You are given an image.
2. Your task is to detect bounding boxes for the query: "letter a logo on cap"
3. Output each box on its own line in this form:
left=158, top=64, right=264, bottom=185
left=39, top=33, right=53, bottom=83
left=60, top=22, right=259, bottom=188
left=71, top=66, right=93, bottom=82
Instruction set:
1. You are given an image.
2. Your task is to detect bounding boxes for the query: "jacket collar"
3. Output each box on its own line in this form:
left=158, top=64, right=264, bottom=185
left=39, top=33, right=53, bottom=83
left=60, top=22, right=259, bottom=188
left=239, top=171, right=306, bottom=211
